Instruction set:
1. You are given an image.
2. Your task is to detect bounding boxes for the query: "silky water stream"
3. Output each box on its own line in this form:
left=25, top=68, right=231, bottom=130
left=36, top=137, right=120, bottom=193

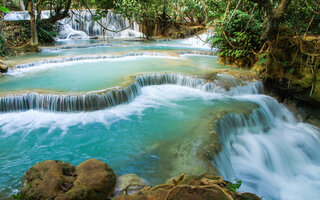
left=0, top=40, right=319, bottom=200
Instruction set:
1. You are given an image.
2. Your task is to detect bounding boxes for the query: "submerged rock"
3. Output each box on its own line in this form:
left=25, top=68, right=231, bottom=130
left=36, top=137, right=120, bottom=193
left=20, top=159, right=116, bottom=200
left=115, top=174, right=151, bottom=196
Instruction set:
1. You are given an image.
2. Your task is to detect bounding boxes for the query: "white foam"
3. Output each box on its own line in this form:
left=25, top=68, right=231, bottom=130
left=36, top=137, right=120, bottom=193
left=7, top=54, right=180, bottom=76
left=179, top=31, right=215, bottom=50
left=214, top=94, right=320, bottom=200
left=0, top=85, right=221, bottom=137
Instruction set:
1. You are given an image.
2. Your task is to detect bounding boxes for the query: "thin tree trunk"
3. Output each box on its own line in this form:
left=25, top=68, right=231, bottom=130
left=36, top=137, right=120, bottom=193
left=28, top=0, right=38, bottom=47
left=19, top=0, right=25, bottom=11
left=249, top=0, right=292, bottom=41
left=1, top=0, right=7, bottom=19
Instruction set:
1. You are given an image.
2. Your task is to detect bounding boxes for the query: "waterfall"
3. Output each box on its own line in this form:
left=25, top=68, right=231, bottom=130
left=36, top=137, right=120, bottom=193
left=0, top=74, right=262, bottom=112
left=10, top=51, right=216, bottom=71
left=213, top=95, right=320, bottom=200
left=3, top=11, right=51, bottom=20
left=58, top=10, right=142, bottom=39
left=180, top=30, right=216, bottom=50
left=3, top=10, right=143, bottom=39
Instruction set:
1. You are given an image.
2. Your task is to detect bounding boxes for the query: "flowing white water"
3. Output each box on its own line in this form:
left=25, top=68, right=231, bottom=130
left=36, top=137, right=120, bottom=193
left=3, top=11, right=50, bottom=20
left=10, top=53, right=176, bottom=70
left=213, top=94, right=320, bottom=200
left=4, top=10, right=143, bottom=39
left=180, top=30, right=215, bottom=50
left=0, top=74, right=262, bottom=112
left=0, top=85, right=222, bottom=138
left=59, top=10, right=143, bottom=39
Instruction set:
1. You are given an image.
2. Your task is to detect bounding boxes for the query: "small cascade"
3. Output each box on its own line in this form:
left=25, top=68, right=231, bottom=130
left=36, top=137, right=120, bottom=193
left=180, top=30, right=216, bottom=50
left=11, top=50, right=216, bottom=70
left=213, top=95, right=320, bottom=200
left=12, top=52, right=172, bottom=70
left=40, top=43, right=112, bottom=52
left=58, top=24, right=90, bottom=40
left=3, top=11, right=51, bottom=20
left=0, top=74, right=262, bottom=112
left=4, top=10, right=143, bottom=39
left=59, top=10, right=142, bottom=38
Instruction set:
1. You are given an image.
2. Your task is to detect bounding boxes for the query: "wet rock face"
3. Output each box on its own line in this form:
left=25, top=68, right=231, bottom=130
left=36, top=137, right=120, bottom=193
left=21, top=159, right=116, bottom=200
left=0, top=59, right=8, bottom=73
left=21, top=160, right=76, bottom=200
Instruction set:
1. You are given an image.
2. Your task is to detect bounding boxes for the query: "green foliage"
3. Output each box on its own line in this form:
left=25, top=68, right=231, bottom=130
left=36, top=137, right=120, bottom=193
left=211, top=9, right=262, bottom=66
left=257, top=53, right=270, bottom=65
left=37, top=22, right=58, bottom=43
left=0, top=32, right=7, bottom=57
left=284, top=0, right=320, bottom=35
left=11, top=192, right=25, bottom=200
left=226, top=179, right=242, bottom=193
left=0, top=6, right=10, bottom=13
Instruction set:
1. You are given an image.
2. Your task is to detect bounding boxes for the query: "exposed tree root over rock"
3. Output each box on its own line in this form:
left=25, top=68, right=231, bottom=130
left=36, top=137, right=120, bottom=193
left=113, top=173, right=261, bottom=200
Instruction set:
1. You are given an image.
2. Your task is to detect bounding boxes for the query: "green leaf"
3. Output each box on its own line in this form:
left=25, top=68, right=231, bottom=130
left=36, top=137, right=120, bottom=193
left=211, top=38, right=222, bottom=44
left=289, top=68, right=295, bottom=74
left=0, top=7, right=11, bottom=13
left=257, top=58, right=269, bottom=65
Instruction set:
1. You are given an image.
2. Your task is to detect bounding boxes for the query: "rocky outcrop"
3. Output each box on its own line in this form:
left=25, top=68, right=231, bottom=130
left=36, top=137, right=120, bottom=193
left=0, top=59, right=8, bottom=73
left=20, top=159, right=116, bottom=200
left=113, top=174, right=261, bottom=200
left=19, top=159, right=261, bottom=200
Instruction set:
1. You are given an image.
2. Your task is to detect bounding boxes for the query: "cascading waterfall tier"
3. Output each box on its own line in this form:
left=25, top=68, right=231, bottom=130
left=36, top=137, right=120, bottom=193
left=12, top=50, right=217, bottom=69
left=0, top=73, right=262, bottom=112
left=212, top=95, right=320, bottom=200
left=59, top=10, right=142, bottom=38
left=40, top=43, right=113, bottom=52
left=13, top=52, right=171, bottom=69
left=3, top=10, right=143, bottom=39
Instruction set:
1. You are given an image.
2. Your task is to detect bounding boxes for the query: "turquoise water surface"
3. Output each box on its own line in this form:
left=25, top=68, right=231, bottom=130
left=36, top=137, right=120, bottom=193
left=0, top=85, right=226, bottom=197
left=1, top=38, right=320, bottom=200
left=1, top=55, right=225, bottom=92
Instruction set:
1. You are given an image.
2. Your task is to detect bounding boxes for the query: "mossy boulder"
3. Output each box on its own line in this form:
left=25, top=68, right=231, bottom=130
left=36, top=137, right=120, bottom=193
left=55, top=185, right=97, bottom=200
left=21, top=160, right=76, bottom=200
left=74, top=159, right=117, bottom=199
left=292, top=73, right=313, bottom=88
left=20, top=159, right=116, bottom=200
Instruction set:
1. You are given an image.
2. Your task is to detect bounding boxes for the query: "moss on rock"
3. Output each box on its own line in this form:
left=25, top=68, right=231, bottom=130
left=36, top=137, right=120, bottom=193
left=20, top=159, right=116, bottom=200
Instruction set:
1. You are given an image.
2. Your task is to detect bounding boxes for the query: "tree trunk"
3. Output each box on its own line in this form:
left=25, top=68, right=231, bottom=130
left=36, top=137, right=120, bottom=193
left=19, top=0, right=25, bottom=11
left=46, top=0, right=72, bottom=24
left=1, top=0, right=7, bottom=19
left=249, top=0, right=292, bottom=41
left=28, top=0, right=38, bottom=47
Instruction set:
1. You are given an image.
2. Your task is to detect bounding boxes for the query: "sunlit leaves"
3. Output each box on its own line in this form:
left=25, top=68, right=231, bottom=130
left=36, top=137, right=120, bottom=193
left=0, top=7, right=10, bottom=13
